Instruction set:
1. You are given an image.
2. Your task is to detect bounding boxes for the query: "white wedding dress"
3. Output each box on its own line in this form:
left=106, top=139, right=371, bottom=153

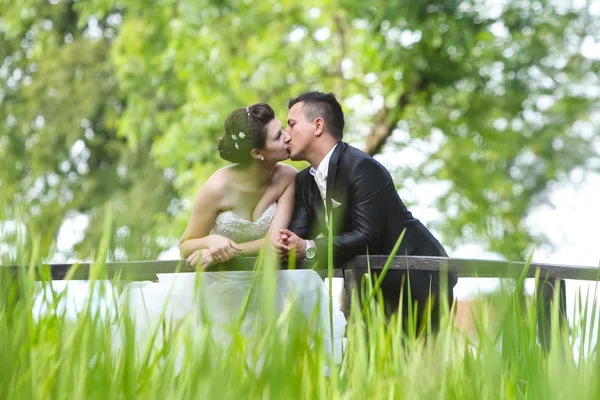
left=114, top=203, right=346, bottom=365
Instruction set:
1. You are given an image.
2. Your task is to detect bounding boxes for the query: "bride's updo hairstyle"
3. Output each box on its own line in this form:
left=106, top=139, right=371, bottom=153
left=218, top=103, right=276, bottom=165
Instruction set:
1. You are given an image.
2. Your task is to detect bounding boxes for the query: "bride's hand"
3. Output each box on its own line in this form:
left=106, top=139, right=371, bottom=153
left=208, top=234, right=242, bottom=263
left=186, top=249, right=219, bottom=270
left=186, top=249, right=205, bottom=269
left=199, top=249, right=216, bottom=270
left=276, top=229, right=306, bottom=261
left=272, top=233, right=289, bottom=260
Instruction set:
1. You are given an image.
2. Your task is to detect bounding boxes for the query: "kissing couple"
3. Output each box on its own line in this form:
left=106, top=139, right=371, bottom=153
left=118, top=91, right=456, bottom=362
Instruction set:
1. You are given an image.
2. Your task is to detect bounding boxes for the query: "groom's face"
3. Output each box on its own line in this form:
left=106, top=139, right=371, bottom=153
left=285, top=102, right=315, bottom=161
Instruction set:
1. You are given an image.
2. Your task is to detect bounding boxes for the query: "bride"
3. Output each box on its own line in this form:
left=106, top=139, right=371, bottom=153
left=116, top=103, right=346, bottom=365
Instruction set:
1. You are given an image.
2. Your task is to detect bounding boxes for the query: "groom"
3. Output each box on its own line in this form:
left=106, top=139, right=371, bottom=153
left=277, top=91, right=456, bottom=331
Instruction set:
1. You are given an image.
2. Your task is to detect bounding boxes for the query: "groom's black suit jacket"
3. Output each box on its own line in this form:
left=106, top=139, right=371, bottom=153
left=289, top=141, right=456, bottom=301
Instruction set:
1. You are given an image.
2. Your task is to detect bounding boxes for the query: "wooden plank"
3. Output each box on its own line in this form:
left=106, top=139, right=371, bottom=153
left=1, top=258, right=344, bottom=281
left=2, top=255, right=599, bottom=281
left=345, top=256, right=600, bottom=281
left=3, top=260, right=187, bottom=281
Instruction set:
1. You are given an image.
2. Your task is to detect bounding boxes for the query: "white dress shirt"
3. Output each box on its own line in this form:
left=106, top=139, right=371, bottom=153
left=309, top=143, right=339, bottom=220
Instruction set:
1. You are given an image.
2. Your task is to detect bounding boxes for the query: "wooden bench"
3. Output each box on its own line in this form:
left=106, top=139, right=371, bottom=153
left=5, top=255, right=598, bottom=347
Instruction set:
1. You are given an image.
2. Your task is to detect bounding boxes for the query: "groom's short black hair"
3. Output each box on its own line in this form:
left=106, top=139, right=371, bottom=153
left=288, top=91, right=344, bottom=139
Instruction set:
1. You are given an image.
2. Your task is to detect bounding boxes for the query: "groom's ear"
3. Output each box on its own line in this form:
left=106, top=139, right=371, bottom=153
left=314, top=117, right=325, bottom=137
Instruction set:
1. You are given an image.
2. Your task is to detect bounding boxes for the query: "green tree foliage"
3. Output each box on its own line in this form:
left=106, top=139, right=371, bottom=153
left=0, top=0, right=177, bottom=262
left=1, top=0, right=598, bottom=261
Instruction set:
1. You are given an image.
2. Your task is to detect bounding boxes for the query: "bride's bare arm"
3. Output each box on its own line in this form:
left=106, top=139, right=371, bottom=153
left=267, top=177, right=296, bottom=240
left=179, top=176, right=232, bottom=259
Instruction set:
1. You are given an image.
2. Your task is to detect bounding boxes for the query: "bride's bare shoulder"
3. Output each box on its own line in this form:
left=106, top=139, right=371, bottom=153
left=274, top=163, right=298, bottom=183
left=198, top=167, right=232, bottom=198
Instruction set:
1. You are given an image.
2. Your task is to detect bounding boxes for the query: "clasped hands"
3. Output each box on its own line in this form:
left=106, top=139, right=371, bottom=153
left=186, top=235, right=241, bottom=270
left=273, top=229, right=306, bottom=262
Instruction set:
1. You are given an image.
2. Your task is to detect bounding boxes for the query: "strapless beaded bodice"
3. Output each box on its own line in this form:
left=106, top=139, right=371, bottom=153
left=210, top=203, right=277, bottom=243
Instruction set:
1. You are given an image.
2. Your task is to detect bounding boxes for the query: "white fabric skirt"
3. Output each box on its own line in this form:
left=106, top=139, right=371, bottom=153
left=113, top=270, right=347, bottom=364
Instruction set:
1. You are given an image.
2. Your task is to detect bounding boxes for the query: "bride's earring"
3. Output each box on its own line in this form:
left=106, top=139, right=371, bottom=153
left=260, top=155, right=265, bottom=161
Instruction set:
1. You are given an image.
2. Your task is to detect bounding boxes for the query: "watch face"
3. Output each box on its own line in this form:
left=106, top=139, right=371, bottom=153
left=305, top=247, right=316, bottom=259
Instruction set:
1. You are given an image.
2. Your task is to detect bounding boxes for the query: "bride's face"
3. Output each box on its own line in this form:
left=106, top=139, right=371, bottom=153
left=257, top=118, right=291, bottom=162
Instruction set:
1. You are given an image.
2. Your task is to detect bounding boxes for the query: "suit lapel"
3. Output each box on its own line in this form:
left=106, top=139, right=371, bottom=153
left=326, top=141, right=345, bottom=212
left=306, top=174, right=323, bottom=224
left=310, top=178, right=322, bottom=210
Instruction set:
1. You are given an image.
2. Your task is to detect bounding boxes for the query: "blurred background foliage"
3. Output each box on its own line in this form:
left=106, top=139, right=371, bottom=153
left=0, top=0, right=598, bottom=263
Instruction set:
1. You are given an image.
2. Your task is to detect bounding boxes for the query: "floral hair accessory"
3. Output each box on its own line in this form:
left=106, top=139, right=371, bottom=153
left=246, top=106, right=251, bottom=132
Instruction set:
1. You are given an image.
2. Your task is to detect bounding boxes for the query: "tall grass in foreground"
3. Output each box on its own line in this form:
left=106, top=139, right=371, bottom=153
left=2, top=255, right=600, bottom=399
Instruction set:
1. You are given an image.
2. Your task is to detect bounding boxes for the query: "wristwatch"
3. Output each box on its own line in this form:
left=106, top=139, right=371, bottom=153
left=304, top=240, right=316, bottom=261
